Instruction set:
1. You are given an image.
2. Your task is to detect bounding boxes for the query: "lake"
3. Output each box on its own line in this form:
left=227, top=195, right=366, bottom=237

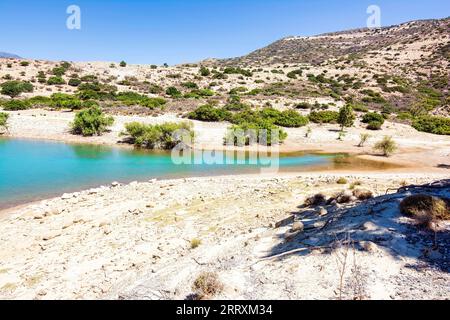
left=0, top=137, right=395, bottom=208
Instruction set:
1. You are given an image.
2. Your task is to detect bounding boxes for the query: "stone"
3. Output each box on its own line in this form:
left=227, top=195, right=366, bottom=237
left=361, top=221, right=378, bottom=231
left=291, top=221, right=304, bottom=232
left=317, top=207, right=328, bottom=216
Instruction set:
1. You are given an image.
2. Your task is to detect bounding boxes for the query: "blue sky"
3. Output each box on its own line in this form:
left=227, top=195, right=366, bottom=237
left=0, top=0, right=448, bottom=65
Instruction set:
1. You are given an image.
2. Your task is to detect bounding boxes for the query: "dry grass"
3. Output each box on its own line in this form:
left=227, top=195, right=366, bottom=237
left=192, top=272, right=224, bottom=299
left=400, top=194, right=450, bottom=226
left=190, top=238, right=202, bottom=249
left=304, top=193, right=327, bottom=207
left=337, top=178, right=348, bottom=185
left=353, top=189, right=374, bottom=201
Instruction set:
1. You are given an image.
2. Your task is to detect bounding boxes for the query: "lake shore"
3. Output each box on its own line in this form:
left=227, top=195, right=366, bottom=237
left=3, top=108, right=450, bottom=172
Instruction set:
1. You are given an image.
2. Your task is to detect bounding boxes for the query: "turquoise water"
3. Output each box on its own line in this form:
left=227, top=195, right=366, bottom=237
left=0, top=138, right=338, bottom=208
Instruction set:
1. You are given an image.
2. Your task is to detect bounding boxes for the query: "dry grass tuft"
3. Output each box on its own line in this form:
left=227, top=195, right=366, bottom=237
left=400, top=194, right=450, bottom=226
left=304, top=193, right=327, bottom=207
left=192, top=272, right=224, bottom=299
left=353, top=189, right=374, bottom=201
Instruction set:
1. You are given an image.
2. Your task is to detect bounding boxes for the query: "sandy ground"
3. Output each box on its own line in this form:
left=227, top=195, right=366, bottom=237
left=0, top=172, right=448, bottom=300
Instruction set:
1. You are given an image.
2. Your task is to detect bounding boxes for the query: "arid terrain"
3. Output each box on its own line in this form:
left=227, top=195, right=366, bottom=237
left=0, top=17, right=449, bottom=300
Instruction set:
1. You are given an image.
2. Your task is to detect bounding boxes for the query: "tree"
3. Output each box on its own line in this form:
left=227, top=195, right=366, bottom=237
left=338, top=104, right=355, bottom=132
left=373, top=136, right=397, bottom=157
left=71, top=106, right=114, bottom=136
left=0, top=81, right=34, bottom=98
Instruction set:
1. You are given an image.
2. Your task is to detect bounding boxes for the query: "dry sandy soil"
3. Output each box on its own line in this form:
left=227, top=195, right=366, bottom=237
left=0, top=173, right=449, bottom=300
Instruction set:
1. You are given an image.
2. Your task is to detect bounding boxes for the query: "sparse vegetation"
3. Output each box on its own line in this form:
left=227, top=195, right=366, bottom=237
left=0, top=112, right=9, bottom=132
left=373, top=136, right=397, bottom=157
left=400, top=194, right=449, bottom=226
left=71, top=106, right=114, bottom=136
left=192, top=272, right=223, bottom=299
left=412, top=116, right=450, bottom=136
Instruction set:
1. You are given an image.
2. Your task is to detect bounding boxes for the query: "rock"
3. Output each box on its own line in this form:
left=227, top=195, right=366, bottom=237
left=61, top=193, right=72, bottom=200
left=291, top=221, right=304, bottom=232
left=361, top=221, right=378, bottom=231
left=317, top=207, right=328, bottom=216
left=313, top=221, right=326, bottom=229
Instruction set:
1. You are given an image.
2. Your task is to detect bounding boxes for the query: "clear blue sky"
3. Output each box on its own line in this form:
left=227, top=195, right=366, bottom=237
left=0, top=0, right=448, bottom=65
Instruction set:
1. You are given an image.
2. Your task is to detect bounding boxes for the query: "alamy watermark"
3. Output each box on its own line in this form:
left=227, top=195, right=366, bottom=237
left=367, top=5, right=381, bottom=29
left=66, top=5, right=81, bottom=30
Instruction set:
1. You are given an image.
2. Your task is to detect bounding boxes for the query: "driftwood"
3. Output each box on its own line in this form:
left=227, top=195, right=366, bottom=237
left=385, top=179, right=450, bottom=195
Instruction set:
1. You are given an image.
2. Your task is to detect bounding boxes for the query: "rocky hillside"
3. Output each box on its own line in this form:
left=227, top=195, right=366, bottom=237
left=220, top=18, right=450, bottom=68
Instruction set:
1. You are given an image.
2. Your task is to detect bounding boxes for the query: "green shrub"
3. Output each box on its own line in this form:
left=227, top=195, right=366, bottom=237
left=166, top=86, right=182, bottom=98
left=47, top=76, right=65, bottom=85
left=296, top=102, right=312, bottom=109
left=119, top=61, right=127, bottom=67
left=367, top=121, right=383, bottom=130
left=0, top=81, right=34, bottom=98
left=188, top=105, right=231, bottom=122
left=225, top=121, right=287, bottom=146
left=52, top=66, right=67, bottom=77
left=223, top=67, right=253, bottom=77
left=115, top=91, right=166, bottom=109
left=362, top=112, right=385, bottom=124
left=2, top=99, right=30, bottom=111
left=0, top=112, right=9, bottom=131
left=182, top=82, right=198, bottom=89
left=27, top=96, right=52, bottom=107
left=199, top=66, right=211, bottom=77
left=71, top=106, right=114, bottom=136
left=122, top=121, right=193, bottom=149
left=274, top=110, right=309, bottom=128
left=68, top=78, right=82, bottom=87
left=20, top=61, right=30, bottom=67
left=287, top=69, right=303, bottom=79
left=308, top=110, right=339, bottom=124
left=412, top=116, right=450, bottom=135
left=50, top=93, right=83, bottom=110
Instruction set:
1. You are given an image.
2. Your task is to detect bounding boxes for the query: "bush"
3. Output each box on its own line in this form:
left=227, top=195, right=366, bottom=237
left=68, top=78, right=82, bottom=87
left=122, top=121, right=193, bottom=149
left=337, top=177, right=348, bottom=185
left=47, top=76, right=65, bottom=85
left=400, top=194, right=449, bottom=225
left=223, top=67, right=253, bottom=77
left=71, top=106, right=114, bottom=136
left=225, top=121, right=287, bottom=146
left=188, top=105, right=231, bottom=122
left=274, top=110, right=309, bottom=128
left=119, top=61, right=127, bottom=67
left=373, top=136, right=397, bottom=157
left=0, top=112, right=9, bottom=132
left=27, top=96, right=52, bottom=107
left=367, top=121, right=383, bottom=130
left=1, top=81, right=34, bottom=98
left=20, top=61, right=30, bottom=67
left=304, top=193, right=326, bottom=207
left=165, top=86, right=182, bottom=98
left=308, top=110, right=339, bottom=124
left=52, top=66, right=67, bottom=77
left=2, top=99, right=30, bottom=111
left=412, top=116, right=450, bottom=136
left=115, top=91, right=166, bottom=109
left=362, top=112, right=385, bottom=124
left=358, top=133, right=370, bottom=147
left=50, top=93, right=83, bottom=110
left=182, top=81, right=198, bottom=89
left=192, top=272, right=223, bottom=299
left=353, top=189, right=374, bottom=200
left=199, top=66, right=211, bottom=77
left=287, top=69, right=303, bottom=79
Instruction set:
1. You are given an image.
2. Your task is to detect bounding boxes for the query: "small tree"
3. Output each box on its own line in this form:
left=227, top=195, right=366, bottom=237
left=358, top=133, right=370, bottom=147
left=338, top=104, right=355, bottom=132
left=119, top=61, right=127, bottom=67
left=71, top=106, right=114, bottom=136
left=0, top=81, right=34, bottom=98
left=374, top=136, right=397, bottom=157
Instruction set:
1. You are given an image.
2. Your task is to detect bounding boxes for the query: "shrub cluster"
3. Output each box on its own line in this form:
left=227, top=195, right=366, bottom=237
left=121, top=121, right=193, bottom=149
left=412, top=116, right=450, bottom=135
left=0, top=81, right=34, bottom=98
left=308, top=110, right=339, bottom=124
left=71, top=106, right=114, bottom=136
left=362, top=112, right=385, bottom=130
